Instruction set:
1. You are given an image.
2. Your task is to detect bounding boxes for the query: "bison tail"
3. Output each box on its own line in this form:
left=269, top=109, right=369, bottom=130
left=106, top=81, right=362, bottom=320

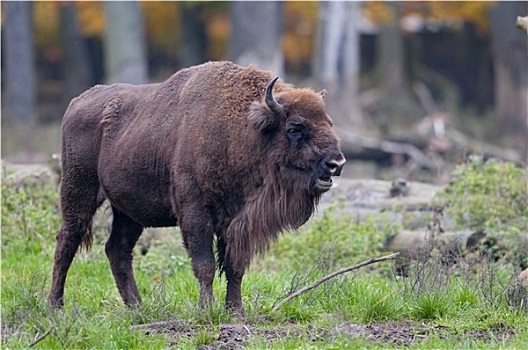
left=80, top=219, right=94, bottom=251
left=216, top=236, right=227, bottom=275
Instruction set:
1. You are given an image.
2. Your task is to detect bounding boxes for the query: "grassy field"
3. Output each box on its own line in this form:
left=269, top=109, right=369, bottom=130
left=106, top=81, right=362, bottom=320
left=1, top=171, right=527, bottom=349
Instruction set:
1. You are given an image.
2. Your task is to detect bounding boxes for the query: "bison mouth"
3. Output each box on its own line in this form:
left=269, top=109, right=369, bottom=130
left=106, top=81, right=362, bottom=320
left=315, top=175, right=333, bottom=192
left=312, top=154, right=345, bottom=193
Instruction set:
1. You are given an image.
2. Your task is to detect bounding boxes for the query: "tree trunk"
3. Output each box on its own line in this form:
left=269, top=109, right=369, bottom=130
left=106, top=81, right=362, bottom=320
left=2, top=1, right=36, bottom=127
left=314, top=1, right=362, bottom=129
left=376, top=3, right=405, bottom=99
left=103, top=1, right=148, bottom=84
left=228, top=1, right=284, bottom=76
left=180, top=3, right=208, bottom=68
left=59, top=2, right=92, bottom=104
left=489, top=2, right=528, bottom=150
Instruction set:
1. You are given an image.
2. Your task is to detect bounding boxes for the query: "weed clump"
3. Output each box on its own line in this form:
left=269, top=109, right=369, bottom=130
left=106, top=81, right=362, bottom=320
left=261, top=202, right=399, bottom=273
left=433, top=156, right=527, bottom=268
left=392, top=231, right=527, bottom=321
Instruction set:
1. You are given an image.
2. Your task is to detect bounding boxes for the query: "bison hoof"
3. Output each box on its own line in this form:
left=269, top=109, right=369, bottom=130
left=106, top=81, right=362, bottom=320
left=46, top=297, right=64, bottom=309
left=226, top=303, right=246, bottom=319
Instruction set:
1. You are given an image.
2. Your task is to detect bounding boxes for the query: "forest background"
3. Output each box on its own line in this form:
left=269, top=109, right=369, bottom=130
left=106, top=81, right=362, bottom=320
left=2, top=1, right=527, bottom=182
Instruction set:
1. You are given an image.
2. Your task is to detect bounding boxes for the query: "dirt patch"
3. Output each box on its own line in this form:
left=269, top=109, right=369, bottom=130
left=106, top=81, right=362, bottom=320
left=133, top=319, right=519, bottom=348
left=1, top=321, right=22, bottom=345
left=462, top=325, right=517, bottom=343
left=331, top=321, right=444, bottom=346
left=134, top=321, right=327, bottom=349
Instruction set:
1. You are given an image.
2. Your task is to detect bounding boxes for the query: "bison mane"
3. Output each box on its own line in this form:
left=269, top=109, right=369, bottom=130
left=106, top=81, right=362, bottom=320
left=221, top=140, right=320, bottom=273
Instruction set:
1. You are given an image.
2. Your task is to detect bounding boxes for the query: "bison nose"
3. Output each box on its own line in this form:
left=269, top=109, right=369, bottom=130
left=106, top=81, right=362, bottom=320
left=324, top=156, right=346, bottom=176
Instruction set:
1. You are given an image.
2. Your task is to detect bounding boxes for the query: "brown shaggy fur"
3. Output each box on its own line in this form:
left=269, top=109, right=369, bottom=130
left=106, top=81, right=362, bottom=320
left=48, top=61, right=345, bottom=313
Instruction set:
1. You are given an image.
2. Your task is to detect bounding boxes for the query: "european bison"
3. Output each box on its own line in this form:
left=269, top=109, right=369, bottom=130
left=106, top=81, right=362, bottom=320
left=48, top=61, right=345, bottom=313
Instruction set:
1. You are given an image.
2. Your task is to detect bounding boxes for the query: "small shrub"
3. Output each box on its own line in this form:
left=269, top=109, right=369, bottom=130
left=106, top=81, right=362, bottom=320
left=193, top=329, right=216, bottom=347
left=359, top=285, right=403, bottom=323
left=453, top=286, right=479, bottom=309
left=435, top=156, right=527, bottom=229
left=433, top=156, right=527, bottom=267
left=259, top=202, right=399, bottom=274
left=408, top=292, right=450, bottom=320
left=1, top=176, right=60, bottom=256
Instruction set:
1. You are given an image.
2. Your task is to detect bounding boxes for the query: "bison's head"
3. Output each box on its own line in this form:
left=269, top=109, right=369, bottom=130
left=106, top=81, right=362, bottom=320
left=250, top=77, right=345, bottom=195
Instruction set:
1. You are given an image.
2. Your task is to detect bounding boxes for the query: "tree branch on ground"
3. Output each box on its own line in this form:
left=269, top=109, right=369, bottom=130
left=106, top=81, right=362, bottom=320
left=131, top=320, right=190, bottom=331
left=28, top=328, right=54, bottom=348
left=271, top=252, right=400, bottom=312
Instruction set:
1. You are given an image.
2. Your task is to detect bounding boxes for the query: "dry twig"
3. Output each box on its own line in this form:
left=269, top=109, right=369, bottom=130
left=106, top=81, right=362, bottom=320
left=28, top=328, right=54, bottom=348
left=272, top=252, right=400, bottom=312
left=130, top=319, right=190, bottom=331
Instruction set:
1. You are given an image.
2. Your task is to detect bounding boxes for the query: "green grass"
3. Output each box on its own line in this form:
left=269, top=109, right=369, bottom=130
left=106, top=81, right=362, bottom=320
left=1, top=175, right=527, bottom=349
left=433, top=156, right=528, bottom=268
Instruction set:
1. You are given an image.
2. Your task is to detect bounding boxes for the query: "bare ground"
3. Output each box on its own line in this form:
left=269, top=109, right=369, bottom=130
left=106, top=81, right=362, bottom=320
left=132, top=319, right=518, bottom=349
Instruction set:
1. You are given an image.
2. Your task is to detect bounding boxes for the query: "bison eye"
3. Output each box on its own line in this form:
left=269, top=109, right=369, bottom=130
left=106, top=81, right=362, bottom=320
left=286, top=122, right=307, bottom=142
left=288, top=128, right=301, bottom=138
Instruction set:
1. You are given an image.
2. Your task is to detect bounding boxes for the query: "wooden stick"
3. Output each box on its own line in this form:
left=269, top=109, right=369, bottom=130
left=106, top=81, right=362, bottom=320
left=29, top=328, right=54, bottom=348
left=130, top=319, right=190, bottom=330
left=271, top=252, right=400, bottom=312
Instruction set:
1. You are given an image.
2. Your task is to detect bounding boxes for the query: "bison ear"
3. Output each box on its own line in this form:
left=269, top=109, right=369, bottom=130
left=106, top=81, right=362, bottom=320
left=319, top=89, right=328, bottom=101
left=249, top=102, right=279, bottom=133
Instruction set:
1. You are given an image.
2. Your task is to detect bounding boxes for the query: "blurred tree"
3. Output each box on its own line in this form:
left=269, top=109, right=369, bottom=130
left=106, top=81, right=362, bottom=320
left=361, top=1, right=500, bottom=137
left=425, top=1, right=493, bottom=34
left=282, top=1, right=318, bottom=76
left=103, top=1, right=148, bottom=84
left=489, top=1, right=528, bottom=147
left=141, top=1, right=179, bottom=78
left=314, top=1, right=362, bottom=128
left=75, top=2, right=105, bottom=84
left=59, top=2, right=92, bottom=104
left=376, top=3, right=406, bottom=100
left=77, top=1, right=105, bottom=37
left=228, top=1, right=284, bottom=76
left=180, top=2, right=208, bottom=67
left=3, top=1, right=36, bottom=129
left=203, top=4, right=230, bottom=61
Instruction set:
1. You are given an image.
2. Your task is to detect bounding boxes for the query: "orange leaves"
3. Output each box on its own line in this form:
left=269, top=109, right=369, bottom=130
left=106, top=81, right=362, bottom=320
left=76, top=2, right=105, bottom=37
left=33, top=2, right=59, bottom=49
left=141, top=1, right=179, bottom=59
left=362, top=1, right=496, bottom=33
left=427, top=1, right=495, bottom=33
left=283, top=1, right=319, bottom=69
left=362, top=1, right=396, bottom=24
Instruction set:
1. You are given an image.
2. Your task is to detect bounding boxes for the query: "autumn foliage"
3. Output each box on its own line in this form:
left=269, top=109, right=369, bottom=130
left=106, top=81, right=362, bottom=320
left=31, top=1, right=498, bottom=73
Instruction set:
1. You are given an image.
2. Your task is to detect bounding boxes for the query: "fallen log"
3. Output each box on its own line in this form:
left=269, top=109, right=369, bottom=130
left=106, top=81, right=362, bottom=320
left=337, top=127, right=523, bottom=170
left=448, top=129, right=524, bottom=165
left=337, top=129, right=434, bottom=168
left=384, top=230, right=487, bottom=259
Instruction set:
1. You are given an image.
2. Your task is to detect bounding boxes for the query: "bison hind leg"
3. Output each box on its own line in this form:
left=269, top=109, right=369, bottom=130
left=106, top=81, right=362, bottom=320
left=105, top=207, right=144, bottom=306
left=48, top=178, right=105, bottom=308
left=48, top=223, right=92, bottom=307
left=216, top=236, right=227, bottom=275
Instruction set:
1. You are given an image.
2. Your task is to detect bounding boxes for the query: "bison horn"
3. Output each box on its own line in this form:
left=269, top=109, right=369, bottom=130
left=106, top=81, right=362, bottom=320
left=265, top=77, right=283, bottom=115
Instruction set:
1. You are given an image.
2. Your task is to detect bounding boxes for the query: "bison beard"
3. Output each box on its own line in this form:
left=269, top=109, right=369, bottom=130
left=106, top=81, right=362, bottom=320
left=47, top=61, right=345, bottom=314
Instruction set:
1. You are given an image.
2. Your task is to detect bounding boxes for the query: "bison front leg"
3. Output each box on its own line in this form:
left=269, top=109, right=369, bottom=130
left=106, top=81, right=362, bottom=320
left=220, top=217, right=253, bottom=315
left=105, top=207, right=144, bottom=306
left=223, top=254, right=248, bottom=315
left=181, top=214, right=216, bottom=308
